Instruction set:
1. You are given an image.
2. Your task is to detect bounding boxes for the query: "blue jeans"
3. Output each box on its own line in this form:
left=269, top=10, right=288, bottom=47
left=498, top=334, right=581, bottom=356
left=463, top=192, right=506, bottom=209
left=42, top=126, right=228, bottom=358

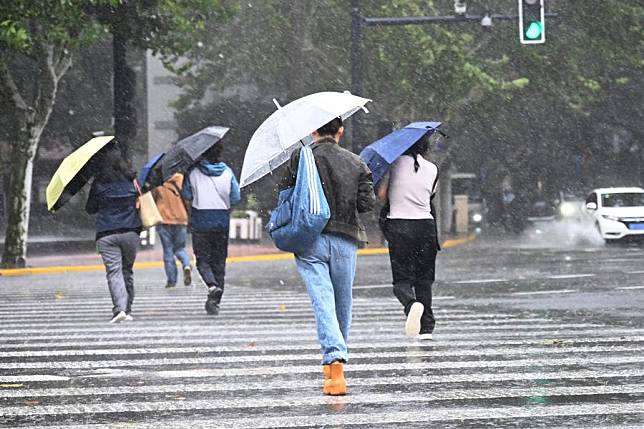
left=295, top=233, right=358, bottom=364
left=157, top=224, right=190, bottom=285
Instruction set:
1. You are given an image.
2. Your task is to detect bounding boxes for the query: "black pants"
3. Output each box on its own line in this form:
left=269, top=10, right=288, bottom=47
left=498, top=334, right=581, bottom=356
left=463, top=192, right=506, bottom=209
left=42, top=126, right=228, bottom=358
left=192, top=229, right=229, bottom=294
left=385, top=218, right=438, bottom=334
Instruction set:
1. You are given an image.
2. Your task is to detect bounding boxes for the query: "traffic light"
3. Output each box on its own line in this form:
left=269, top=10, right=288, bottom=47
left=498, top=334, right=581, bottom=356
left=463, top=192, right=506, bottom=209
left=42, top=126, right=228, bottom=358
left=518, top=0, right=545, bottom=44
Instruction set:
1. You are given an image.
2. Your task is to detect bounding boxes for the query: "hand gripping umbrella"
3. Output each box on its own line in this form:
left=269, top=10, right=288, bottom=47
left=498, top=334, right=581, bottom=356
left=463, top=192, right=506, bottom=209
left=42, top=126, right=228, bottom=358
left=46, top=135, right=116, bottom=212
left=240, top=91, right=371, bottom=188
left=146, top=126, right=230, bottom=187
left=359, top=121, right=443, bottom=187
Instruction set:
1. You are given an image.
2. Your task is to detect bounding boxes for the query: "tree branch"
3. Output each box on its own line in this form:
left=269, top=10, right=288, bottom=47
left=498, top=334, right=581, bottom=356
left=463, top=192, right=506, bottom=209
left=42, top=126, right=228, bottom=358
left=0, top=58, right=29, bottom=114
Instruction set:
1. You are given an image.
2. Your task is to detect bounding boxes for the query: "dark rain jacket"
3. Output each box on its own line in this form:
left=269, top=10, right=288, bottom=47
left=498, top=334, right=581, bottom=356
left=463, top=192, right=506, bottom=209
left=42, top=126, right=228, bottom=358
left=86, top=179, right=142, bottom=240
left=282, top=136, right=375, bottom=243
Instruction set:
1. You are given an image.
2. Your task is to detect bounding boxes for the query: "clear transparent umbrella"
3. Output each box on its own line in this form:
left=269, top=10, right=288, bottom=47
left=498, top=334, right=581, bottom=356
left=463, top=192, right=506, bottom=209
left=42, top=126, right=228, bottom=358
left=240, top=91, right=371, bottom=188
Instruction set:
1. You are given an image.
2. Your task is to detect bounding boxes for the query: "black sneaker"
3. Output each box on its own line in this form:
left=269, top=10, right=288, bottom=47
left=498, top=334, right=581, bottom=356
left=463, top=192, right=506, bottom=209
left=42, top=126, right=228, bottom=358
left=207, top=286, right=224, bottom=304
left=165, top=283, right=176, bottom=289
left=205, top=300, right=220, bottom=315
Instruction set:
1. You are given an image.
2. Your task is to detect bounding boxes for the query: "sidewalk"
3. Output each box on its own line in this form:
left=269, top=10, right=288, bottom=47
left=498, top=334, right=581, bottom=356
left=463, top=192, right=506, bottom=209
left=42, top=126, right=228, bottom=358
left=0, top=234, right=476, bottom=277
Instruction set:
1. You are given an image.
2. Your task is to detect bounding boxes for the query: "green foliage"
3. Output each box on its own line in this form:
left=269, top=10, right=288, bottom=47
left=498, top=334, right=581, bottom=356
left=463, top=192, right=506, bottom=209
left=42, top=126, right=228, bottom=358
left=87, top=0, right=237, bottom=70
left=0, top=1, right=117, bottom=56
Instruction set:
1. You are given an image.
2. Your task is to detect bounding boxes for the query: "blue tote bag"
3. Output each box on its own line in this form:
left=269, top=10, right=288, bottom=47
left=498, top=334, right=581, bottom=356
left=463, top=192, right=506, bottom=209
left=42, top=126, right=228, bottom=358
left=266, top=145, right=330, bottom=254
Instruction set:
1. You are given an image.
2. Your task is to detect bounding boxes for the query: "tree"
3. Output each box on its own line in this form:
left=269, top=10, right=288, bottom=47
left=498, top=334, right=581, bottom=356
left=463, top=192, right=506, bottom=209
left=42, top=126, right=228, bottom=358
left=87, top=0, right=236, bottom=159
left=0, top=0, right=115, bottom=268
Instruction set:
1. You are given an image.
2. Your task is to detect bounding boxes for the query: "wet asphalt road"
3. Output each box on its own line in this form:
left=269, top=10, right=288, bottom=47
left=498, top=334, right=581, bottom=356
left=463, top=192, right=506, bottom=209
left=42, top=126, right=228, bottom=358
left=0, top=238, right=643, bottom=427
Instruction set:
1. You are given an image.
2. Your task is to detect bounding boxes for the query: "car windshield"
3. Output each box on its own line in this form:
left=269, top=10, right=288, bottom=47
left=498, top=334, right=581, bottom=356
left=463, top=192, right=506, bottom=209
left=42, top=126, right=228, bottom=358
left=601, top=193, right=644, bottom=208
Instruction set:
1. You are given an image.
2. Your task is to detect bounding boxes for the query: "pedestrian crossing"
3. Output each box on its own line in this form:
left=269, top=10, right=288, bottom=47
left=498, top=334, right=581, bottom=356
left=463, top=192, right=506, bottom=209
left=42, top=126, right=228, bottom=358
left=1, top=282, right=643, bottom=427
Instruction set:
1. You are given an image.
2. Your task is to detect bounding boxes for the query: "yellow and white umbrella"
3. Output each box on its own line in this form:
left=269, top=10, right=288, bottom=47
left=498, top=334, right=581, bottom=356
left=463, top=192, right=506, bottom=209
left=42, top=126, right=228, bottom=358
left=46, top=135, right=115, bottom=212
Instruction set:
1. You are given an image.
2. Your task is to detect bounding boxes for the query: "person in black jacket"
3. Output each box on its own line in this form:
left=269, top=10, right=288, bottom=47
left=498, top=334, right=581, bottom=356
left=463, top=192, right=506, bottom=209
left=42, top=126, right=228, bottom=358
left=281, top=117, right=375, bottom=396
left=86, top=148, right=142, bottom=324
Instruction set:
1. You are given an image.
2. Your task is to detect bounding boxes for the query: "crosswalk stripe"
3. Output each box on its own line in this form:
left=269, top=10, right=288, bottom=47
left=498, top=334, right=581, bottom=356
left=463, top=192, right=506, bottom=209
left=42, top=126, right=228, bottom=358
left=0, top=322, right=602, bottom=336
left=1, top=345, right=642, bottom=370
left=4, top=327, right=643, bottom=343
left=1, top=335, right=642, bottom=352
left=2, top=369, right=643, bottom=398
left=2, top=386, right=643, bottom=417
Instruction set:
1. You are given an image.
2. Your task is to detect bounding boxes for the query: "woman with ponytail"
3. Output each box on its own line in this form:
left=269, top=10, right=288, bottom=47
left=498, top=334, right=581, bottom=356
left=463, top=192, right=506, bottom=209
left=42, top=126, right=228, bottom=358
left=377, top=134, right=440, bottom=340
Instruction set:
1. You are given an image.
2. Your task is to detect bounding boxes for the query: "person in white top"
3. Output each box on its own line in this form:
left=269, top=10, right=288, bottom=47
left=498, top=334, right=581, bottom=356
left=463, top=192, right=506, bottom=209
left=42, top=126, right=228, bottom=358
left=377, top=134, right=440, bottom=340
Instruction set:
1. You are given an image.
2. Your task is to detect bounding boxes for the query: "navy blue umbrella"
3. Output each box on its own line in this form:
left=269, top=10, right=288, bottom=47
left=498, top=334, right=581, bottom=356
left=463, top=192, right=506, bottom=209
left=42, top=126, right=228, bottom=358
left=138, top=153, right=164, bottom=185
left=359, top=121, right=442, bottom=187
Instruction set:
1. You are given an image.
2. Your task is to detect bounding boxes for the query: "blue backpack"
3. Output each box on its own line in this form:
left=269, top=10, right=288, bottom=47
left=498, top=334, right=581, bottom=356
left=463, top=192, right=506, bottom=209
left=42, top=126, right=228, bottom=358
left=266, top=145, right=331, bottom=254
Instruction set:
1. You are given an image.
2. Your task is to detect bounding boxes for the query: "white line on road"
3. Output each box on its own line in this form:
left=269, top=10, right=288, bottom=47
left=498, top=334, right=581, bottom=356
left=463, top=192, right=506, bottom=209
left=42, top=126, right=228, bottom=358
left=511, top=289, right=577, bottom=296
left=4, top=326, right=637, bottom=344
left=546, top=274, right=596, bottom=279
left=0, top=344, right=637, bottom=362
left=627, top=270, right=644, bottom=274
left=4, top=354, right=634, bottom=373
left=616, top=286, right=644, bottom=290
left=452, top=279, right=509, bottom=284
left=2, top=386, right=643, bottom=417
left=2, top=369, right=642, bottom=398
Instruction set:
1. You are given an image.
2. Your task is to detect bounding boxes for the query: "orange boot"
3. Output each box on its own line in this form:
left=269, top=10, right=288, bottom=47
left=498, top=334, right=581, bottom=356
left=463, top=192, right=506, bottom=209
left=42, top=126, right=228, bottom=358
left=322, top=364, right=331, bottom=394
left=323, top=362, right=347, bottom=396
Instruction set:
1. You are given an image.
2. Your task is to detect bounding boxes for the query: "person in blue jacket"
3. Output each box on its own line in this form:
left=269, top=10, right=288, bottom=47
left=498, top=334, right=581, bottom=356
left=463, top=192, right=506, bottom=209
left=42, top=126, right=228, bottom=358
left=86, top=147, right=142, bottom=324
left=182, top=144, right=240, bottom=315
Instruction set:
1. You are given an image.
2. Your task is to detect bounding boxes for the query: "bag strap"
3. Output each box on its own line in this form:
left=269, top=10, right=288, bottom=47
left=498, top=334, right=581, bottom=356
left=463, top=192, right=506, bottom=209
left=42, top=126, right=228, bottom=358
left=133, top=179, right=143, bottom=196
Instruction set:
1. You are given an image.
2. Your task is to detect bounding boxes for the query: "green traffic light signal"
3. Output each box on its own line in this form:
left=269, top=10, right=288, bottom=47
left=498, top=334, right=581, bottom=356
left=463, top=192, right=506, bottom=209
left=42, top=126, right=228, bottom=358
left=525, top=21, right=543, bottom=39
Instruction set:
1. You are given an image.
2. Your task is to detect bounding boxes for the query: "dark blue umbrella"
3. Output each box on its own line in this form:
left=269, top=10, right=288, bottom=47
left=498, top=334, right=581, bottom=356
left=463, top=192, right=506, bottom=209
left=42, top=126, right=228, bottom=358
left=138, top=153, right=164, bottom=185
left=359, top=121, right=442, bottom=187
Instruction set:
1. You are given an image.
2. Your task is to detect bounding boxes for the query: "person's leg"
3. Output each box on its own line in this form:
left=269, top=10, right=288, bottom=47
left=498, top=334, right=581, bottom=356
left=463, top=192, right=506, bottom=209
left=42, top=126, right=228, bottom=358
left=328, top=234, right=357, bottom=345
left=414, top=220, right=438, bottom=335
left=172, top=225, right=191, bottom=269
left=157, top=224, right=178, bottom=286
left=192, top=231, right=217, bottom=287
left=120, top=231, right=139, bottom=315
left=171, top=225, right=192, bottom=286
left=210, top=229, right=229, bottom=295
left=295, top=235, right=347, bottom=364
left=386, top=219, right=417, bottom=312
left=97, top=235, right=128, bottom=316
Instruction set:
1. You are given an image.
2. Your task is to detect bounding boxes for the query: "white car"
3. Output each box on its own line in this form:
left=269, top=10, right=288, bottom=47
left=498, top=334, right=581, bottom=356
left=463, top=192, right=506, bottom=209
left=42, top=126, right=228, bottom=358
left=583, top=187, right=644, bottom=243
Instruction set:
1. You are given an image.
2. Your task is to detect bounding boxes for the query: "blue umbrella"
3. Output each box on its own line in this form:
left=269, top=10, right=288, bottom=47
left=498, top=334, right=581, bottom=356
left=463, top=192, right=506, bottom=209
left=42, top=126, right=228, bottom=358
left=138, top=153, right=164, bottom=185
left=359, top=121, right=442, bottom=187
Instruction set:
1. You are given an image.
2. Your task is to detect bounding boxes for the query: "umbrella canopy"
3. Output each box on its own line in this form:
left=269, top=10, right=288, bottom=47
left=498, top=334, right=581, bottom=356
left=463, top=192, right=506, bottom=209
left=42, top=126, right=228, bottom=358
left=147, top=126, right=230, bottom=187
left=138, top=153, right=164, bottom=185
left=240, top=91, right=371, bottom=187
left=359, top=121, right=442, bottom=187
left=46, top=136, right=115, bottom=212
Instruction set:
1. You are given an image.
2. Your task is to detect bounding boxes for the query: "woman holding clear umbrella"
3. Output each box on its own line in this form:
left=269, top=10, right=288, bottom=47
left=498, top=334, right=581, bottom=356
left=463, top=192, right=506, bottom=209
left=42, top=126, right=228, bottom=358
left=376, top=134, right=439, bottom=340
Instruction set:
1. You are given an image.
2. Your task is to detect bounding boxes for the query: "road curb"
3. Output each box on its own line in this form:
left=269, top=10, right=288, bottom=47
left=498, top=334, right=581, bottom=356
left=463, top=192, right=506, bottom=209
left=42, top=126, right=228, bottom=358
left=0, top=234, right=476, bottom=277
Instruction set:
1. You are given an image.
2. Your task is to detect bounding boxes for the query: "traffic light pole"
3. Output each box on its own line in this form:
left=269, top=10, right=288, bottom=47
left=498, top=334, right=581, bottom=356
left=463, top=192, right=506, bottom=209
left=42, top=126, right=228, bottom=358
left=349, top=1, right=555, bottom=150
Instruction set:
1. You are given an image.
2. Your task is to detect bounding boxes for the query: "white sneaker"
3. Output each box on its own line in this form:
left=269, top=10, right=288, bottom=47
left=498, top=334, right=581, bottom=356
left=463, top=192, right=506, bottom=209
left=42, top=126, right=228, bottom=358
left=109, top=311, right=127, bottom=324
left=124, top=314, right=134, bottom=322
left=417, top=333, right=433, bottom=341
left=405, top=302, right=424, bottom=337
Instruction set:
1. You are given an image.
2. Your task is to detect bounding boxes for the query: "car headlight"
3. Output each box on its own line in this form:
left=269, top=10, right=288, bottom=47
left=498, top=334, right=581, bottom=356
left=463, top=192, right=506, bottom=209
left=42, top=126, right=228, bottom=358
left=559, top=202, right=576, bottom=218
left=472, top=213, right=483, bottom=223
left=601, top=214, right=620, bottom=221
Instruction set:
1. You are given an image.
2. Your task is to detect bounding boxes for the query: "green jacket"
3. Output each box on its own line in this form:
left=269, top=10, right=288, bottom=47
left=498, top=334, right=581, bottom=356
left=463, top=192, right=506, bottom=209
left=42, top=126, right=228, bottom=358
left=282, top=136, right=375, bottom=243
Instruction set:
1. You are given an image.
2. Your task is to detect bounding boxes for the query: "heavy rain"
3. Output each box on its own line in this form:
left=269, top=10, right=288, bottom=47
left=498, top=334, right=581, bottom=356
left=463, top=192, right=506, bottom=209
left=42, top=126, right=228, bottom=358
left=0, top=1, right=643, bottom=427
